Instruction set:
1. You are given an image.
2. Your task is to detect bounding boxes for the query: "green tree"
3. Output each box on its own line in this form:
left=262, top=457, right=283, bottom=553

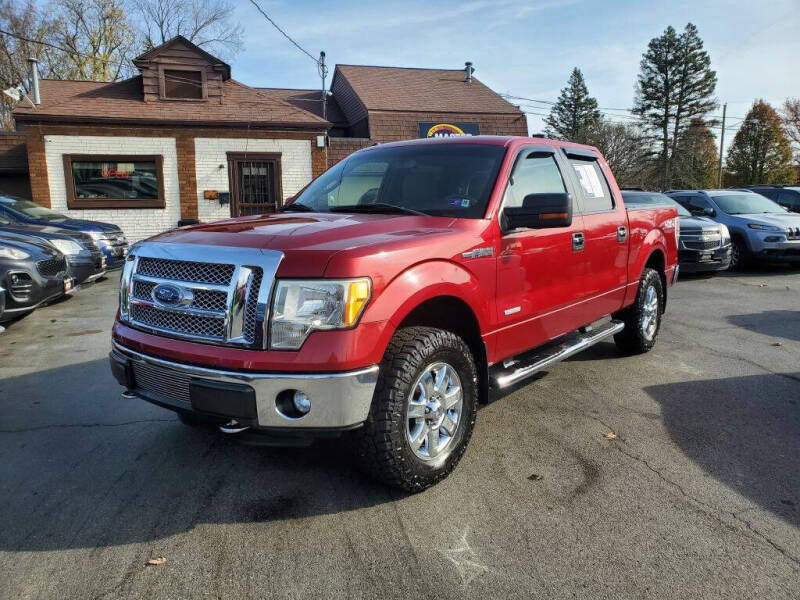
left=726, top=100, right=794, bottom=186
left=544, top=67, right=601, bottom=143
left=633, top=23, right=717, bottom=190
left=672, top=118, right=718, bottom=189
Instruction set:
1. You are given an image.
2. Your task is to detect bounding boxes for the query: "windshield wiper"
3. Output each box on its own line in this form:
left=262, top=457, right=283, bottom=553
left=279, top=203, right=313, bottom=212
left=330, top=203, right=428, bottom=216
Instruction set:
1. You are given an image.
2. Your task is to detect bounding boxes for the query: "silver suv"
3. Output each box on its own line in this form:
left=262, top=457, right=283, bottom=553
left=667, top=189, right=800, bottom=269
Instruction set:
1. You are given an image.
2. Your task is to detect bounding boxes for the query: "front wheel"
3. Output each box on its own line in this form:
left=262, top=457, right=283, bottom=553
left=614, top=267, right=664, bottom=355
left=355, top=326, right=478, bottom=492
left=729, top=238, right=751, bottom=271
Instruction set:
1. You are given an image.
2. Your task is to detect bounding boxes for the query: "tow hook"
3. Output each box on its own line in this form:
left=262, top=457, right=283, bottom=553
left=219, top=419, right=250, bottom=434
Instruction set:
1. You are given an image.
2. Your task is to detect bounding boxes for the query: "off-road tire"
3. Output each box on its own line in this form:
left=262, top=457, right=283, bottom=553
left=355, top=327, right=478, bottom=492
left=613, top=267, right=664, bottom=355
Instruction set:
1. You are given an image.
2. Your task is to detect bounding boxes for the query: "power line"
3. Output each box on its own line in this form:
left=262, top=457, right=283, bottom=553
left=248, top=0, right=320, bottom=65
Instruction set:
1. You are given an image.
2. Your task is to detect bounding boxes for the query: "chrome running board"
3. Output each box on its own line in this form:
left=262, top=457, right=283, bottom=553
left=492, top=320, right=625, bottom=389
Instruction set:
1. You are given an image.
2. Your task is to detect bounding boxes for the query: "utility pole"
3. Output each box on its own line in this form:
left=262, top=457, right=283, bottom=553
left=319, top=51, right=328, bottom=122
left=717, top=103, right=727, bottom=187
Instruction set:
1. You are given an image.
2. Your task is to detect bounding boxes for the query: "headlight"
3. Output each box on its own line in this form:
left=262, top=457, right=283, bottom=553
left=269, top=278, right=371, bottom=350
left=50, top=239, right=84, bottom=256
left=747, top=223, right=781, bottom=231
left=718, top=224, right=730, bottom=244
left=0, top=244, right=30, bottom=260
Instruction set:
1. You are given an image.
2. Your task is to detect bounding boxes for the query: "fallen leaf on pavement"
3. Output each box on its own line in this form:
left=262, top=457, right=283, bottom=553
left=528, top=473, right=543, bottom=481
left=772, top=342, right=782, bottom=347
left=602, top=432, right=617, bottom=439
left=146, top=557, right=167, bottom=567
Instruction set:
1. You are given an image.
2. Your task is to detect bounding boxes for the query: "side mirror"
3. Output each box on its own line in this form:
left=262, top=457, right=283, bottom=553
left=702, top=207, right=716, bottom=217
left=502, top=192, right=572, bottom=231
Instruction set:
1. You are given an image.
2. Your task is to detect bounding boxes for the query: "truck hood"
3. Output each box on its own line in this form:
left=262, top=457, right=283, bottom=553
left=149, top=213, right=476, bottom=277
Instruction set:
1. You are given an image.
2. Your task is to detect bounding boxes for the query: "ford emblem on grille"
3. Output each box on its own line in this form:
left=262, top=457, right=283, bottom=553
left=152, top=283, right=192, bottom=306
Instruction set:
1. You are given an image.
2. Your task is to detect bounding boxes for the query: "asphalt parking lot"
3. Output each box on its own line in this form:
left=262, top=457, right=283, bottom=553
left=0, top=268, right=798, bottom=599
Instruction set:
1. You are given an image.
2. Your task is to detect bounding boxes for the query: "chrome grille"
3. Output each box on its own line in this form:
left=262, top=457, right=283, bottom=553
left=131, top=360, right=191, bottom=408
left=130, top=304, right=226, bottom=339
left=121, top=243, right=282, bottom=349
left=37, top=257, right=67, bottom=278
left=243, top=268, right=264, bottom=343
left=684, top=239, right=720, bottom=251
left=137, top=257, right=235, bottom=285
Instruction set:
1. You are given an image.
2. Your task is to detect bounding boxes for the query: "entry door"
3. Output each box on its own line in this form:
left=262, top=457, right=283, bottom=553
left=227, top=153, right=282, bottom=217
left=495, top=148, right=587, bottom=358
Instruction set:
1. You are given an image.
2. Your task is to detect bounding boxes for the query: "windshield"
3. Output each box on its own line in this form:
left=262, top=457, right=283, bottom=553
left=0, top=196, right=67, bottom=220
left=622, top=192, right=690, bottom=217
left=713, top=193, right=785, bottom=215
left=286, top=144, right=507, bottom=218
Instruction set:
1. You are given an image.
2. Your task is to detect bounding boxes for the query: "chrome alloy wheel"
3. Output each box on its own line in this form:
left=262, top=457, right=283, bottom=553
left=641, top=284, right=659, bottom=340
left=405, top=362, right=463, bottom=460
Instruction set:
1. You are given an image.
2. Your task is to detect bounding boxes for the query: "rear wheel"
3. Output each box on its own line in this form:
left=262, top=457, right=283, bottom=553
left=614, top=268, right=663, bottom=355
left=355, top=326, right=478, bottom=492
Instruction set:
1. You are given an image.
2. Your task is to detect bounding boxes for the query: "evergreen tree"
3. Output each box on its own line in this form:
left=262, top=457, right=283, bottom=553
left=633, top=23, right=717, bottom=190
left=544, top=67, right=601, bottom=143
left=726, top=100, right=794, bottom=186
left=672, top=118, right=718, bottom=189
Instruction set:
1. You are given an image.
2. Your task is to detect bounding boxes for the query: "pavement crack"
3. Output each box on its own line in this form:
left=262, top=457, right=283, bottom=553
left=0, top=418, right=175, bottom=433
left=613, top=442, right=800, bottom=569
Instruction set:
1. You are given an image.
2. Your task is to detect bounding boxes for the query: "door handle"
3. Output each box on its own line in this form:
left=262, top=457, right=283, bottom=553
left=572, top=232, right=585, bottom=252
left=617, top=226, right=628, bottom=242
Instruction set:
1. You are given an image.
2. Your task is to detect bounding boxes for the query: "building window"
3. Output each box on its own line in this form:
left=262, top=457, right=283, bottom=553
left=63, top=155, right=165, bottom=209
left=162, top=69, right=204, bottom=99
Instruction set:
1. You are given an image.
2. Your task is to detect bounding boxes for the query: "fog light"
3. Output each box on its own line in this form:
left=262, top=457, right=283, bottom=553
left=293, top=391, right=311, bottom=414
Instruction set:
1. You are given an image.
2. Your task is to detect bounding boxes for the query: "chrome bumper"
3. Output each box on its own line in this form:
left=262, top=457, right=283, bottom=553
left=110, top=341, right=379, bottom=429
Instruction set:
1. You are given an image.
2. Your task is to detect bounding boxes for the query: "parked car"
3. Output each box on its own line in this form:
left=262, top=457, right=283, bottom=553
left=0, top=194, right=128, bottom=268
left=0, top=217, right=106, bottom=285
left=622, top=190, right=731, bottom=273
left=0, top=235, right=70, bottom=322
left=741, top=185, right=800, bottom=213
left=667, top=189, right=800, bottom=269
left=109, top=136, right=678, bottom=491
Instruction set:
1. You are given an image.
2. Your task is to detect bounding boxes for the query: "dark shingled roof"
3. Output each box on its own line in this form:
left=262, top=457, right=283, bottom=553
left=13, top=77, right=329, bottom=129
left=257, top=88, right=348, bottom=127
left=333, top=65, right=522, bottom=114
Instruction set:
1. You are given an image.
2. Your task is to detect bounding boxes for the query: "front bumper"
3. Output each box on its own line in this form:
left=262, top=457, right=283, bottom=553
left=109, top=341, right=379, bottom=431
left=747, top=235, right=800, bottom=262
left=679, top=245, right=732, bottom=272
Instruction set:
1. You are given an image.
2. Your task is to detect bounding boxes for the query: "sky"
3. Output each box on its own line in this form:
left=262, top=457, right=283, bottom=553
left=230, top=0, right=800, bottom=157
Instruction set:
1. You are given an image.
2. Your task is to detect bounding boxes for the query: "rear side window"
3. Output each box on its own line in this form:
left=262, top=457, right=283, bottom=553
left=505, top=154, right=567, bottom=208
left=684, top=196, right=714, bottom=215
left=778, top=190, right=800, bottom=210
left=568, top=158, right=613, bottom=213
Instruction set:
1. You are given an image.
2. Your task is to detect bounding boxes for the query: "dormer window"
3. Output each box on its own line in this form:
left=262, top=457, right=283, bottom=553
left=161, top=69, right=205, bottom=100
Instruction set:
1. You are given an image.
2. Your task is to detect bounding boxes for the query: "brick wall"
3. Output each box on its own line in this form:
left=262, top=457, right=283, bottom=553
left=328, top=138, right=372, bottom=166
left=368, top=110, right=528, bottom=142
left=0, top=131, right=28, bottom=171
left=22, top=123, right=325, bottom=241
left=194, top=137, right=313, bottom=221
left=43, top=135, right=181, bottom=242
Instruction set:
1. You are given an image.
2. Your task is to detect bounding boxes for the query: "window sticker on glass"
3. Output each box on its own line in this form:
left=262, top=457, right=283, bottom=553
left=572, top=163, right=604, bottom=199
left=448, top=197, right=470, bottom=208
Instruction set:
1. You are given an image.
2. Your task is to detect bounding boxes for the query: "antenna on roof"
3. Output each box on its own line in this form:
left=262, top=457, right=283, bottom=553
left=464, top=61, right=474, bottom=83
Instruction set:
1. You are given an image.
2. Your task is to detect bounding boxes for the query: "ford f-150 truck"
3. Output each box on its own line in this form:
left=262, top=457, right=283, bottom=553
left=109, top=136, right=678, bottom=491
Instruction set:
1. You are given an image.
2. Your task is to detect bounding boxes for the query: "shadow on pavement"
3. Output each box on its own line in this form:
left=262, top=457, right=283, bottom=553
left=645, top=373, right=800, bottom=527
left=726, top=310, right=800, bottom=342
left=0, top=359, right=400, bottom=552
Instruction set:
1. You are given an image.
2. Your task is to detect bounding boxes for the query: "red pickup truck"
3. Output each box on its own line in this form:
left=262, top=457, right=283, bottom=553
left=110, top=136, right=678, bottom=491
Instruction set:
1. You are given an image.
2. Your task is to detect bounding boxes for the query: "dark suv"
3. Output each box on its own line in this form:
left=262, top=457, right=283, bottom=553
left=622, top=190, right=731, bottom=273
left=742, top=186, right=800, bottom=213
left=0, top=235, right=69, bottom=322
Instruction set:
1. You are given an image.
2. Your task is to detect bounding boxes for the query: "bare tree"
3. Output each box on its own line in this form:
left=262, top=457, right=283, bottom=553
left=0, top=0, right=56, bottom=127
left=587, top=120, right=656, bottom=189
left=782, top=98, right=800, bottom=166
left=48, top=0, right=136, bottom=82
left=131, top=0, right=243, bottom=58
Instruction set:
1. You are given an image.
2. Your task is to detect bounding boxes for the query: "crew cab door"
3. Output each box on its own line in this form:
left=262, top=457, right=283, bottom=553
left=561, top=148, right=629, bottom=319
left=495, top=147, right=587, bottom=357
